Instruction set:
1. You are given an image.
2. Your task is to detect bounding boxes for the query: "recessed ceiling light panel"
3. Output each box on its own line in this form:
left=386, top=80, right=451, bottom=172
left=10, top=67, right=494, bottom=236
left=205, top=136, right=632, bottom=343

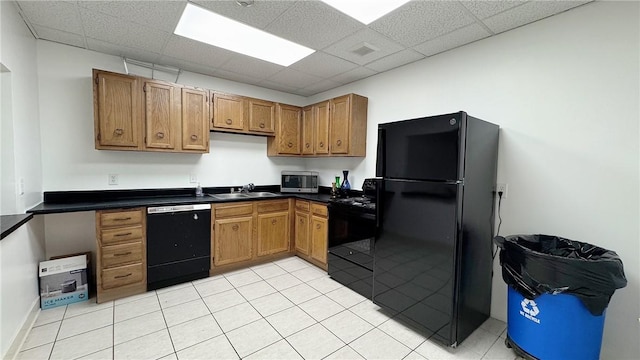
left=321, top=0, right=411, bottom=25
left=175, top=3, right=315, bottom=67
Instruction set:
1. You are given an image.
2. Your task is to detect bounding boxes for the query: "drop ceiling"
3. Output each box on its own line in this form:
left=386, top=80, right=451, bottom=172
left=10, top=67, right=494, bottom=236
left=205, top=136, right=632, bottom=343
left=14, top=0, right=590, bottom=96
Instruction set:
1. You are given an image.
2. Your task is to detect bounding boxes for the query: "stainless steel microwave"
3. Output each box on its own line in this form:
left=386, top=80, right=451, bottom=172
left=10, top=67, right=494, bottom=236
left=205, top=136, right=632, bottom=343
left=281, top=171, right=319, bottom=193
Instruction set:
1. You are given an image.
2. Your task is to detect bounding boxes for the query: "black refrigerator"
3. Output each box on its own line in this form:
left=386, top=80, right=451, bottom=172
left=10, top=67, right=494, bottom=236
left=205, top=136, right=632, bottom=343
left=374, top=111, right=499, bottom=347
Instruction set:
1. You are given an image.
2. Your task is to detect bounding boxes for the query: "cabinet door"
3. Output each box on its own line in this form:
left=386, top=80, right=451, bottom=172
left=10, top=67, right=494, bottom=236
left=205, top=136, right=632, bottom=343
left=248, top=98, right=275, bottom=133
left=276, top=104, right=302, bottom=154
left=144, top=81, right=176, bottom=150
left=314, top=101, right=330, bottom=154
left=295, top=211, right=310, bottom=255
left=95, top=71, right=141, bottom=148
left=214, top=216, right=253, bottom=266
left=182, top=88, right=209, bottom=152
left=301, top=106, right=314, bottom=155
left=257, top=212, right=290, bottom=256
left=310, top=215, right=328, bottom=264
left=330, top=95, right=350, bottom=154
left=213, top=93, right=244, bottom=130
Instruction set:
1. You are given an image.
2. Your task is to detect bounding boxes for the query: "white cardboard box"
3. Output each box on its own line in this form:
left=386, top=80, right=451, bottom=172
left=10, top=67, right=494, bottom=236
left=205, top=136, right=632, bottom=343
left=39, top=254, right=89, bottom=309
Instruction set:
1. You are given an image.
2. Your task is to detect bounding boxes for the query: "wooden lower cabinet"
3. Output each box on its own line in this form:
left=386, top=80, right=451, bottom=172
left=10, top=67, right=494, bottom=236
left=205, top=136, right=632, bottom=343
left=257, top=211, right=290, bottom=256
left=96, top=208, right=146, bottom=303
left=213, top=216, right=253, bottom=266
left=294, top=200, right=328, bottom=269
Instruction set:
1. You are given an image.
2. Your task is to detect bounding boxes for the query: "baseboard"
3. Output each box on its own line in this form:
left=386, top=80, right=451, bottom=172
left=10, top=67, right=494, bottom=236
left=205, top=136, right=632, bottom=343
left=4, top=298, right=40, bottom=360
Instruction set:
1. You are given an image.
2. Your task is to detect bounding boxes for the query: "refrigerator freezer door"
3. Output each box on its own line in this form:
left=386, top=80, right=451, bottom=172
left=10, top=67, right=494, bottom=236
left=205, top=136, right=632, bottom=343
left=376, top=113, right=464, bottom=181
left=373, top=179, right=460, bottom=345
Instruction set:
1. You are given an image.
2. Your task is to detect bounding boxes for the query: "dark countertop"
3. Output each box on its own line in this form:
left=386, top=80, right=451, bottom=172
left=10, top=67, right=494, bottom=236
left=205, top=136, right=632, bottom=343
left=1, top=214, right=34, bottom=240
left=27, top=187, right=335, bottom=215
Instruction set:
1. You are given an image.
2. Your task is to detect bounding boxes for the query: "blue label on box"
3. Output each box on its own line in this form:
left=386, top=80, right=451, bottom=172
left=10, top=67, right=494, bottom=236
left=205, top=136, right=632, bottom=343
left=41, top=290, right=88, bottom=309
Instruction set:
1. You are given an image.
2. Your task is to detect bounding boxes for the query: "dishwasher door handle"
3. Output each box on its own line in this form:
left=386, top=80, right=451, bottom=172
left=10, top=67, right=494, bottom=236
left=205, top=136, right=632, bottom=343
left=147, top=204, right=211, bottom=214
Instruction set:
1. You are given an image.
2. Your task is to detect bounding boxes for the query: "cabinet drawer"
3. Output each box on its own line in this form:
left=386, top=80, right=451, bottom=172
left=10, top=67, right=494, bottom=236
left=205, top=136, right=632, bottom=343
left=311, top=203, right=327, bottom=217
left=101, top=242, right=143, bottom=268
left=214, top=203, right=253, bottom=218
left=101, top=225, right=143, bottom=245
left=295, top=200, right=310, bottom=212
left=100, top=209, right=143, bottom=227
left=257, top=200, right=289, bottom=213
left=101, top=263, right=143, bottom=289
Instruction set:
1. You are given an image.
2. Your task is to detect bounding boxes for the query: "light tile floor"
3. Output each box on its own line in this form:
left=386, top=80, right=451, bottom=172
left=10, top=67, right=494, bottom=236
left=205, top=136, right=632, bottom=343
left=17, top=256, right=522, bottom=360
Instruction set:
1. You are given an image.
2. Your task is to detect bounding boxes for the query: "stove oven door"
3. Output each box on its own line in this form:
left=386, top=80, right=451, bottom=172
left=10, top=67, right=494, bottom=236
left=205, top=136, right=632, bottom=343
left=327, top=203, right=376, bottom=299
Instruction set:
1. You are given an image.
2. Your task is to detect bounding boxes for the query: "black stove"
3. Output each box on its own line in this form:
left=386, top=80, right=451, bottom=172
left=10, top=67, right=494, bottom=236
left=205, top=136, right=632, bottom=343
left=327, top=178, right=379, bottom=300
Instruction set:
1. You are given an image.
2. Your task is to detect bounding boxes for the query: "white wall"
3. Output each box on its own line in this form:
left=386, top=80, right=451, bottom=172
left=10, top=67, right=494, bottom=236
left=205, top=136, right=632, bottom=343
left=309, top=2, right=640, bottom=359
left=0, top=2, right=46, bottom=358
left=36, top=41, right=309, bottom=191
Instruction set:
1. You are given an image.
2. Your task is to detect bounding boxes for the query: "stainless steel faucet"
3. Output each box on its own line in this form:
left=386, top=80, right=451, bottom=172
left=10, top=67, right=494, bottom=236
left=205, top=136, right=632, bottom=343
left=240, top=183, right=255, bottom=193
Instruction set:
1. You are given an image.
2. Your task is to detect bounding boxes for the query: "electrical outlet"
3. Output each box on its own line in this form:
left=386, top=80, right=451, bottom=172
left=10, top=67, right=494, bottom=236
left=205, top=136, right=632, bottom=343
left=189, top=174, right=198, bottom=183
left=108, top=174, right=119, bottom=185
left=18, top=178, right=25, bottom=196
left=496, top=183, right=508, bottom=199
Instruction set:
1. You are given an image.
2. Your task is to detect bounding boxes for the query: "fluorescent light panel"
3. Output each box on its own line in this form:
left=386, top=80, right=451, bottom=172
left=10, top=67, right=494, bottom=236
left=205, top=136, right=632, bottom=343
left=321, top=0, right=410, bottom=25
left=174, top=3, right=315, bottom=67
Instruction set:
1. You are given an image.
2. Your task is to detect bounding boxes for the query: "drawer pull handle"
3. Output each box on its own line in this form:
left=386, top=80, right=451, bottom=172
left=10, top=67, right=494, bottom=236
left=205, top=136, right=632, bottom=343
left=305, top=143, right=310, bottom=148
left=299, top=219, right=304, bottom=224
left=336, top=139, right=342, bottom=146
left=191, top=134, right=198, bottom=140
left=287, top=142, right=293, bottom=148
left=232, top=225, right=239, bottom=231
left=225, top=119, right=232, bottom=125
left=115, top=273, right=132, bottom=279
left=259, top=123, right=265, bottom=128
left=114, top=232, right=132, bottom=237
left=113, top=217, right=132, bottom=221
left=271, top=219, right=277, bottom=225
left=319, top=142, right=324, bottom=148
left=114, top=128, right=124, bottom=135
left=114, top=252, right=132, bottom=256
left=316, top=224, right=321, bottom=229
left=156, top=132, right=165, bottom=139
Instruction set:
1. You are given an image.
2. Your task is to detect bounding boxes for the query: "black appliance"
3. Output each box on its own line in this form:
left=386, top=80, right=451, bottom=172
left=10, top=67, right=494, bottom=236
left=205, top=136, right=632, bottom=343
left=374, top=111, right=499, bottom=347
left=328, top=178, right=379, bottom=299
left=146, top=204, right=211, bottom=290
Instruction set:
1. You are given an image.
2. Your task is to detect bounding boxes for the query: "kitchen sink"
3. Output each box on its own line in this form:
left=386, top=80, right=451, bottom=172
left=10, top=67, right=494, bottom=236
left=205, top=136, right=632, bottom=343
left=207, top=192, right=278, bottom=200
left=208, top=193, right=250, bottom=200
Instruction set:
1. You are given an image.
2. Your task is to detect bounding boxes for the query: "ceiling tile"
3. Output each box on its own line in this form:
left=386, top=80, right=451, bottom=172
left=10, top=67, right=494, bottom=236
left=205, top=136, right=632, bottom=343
left=162, top=35, right=235, bottom=68
left=459, top=1, right=527, bottom=20
left=289, top=52, right=358, bottom=78
left=33, top=25, right=86, bottom=48
left=79, top=8, right=170, bottom=54
left=330, top=66, right=378, bottom=85
left=257, top=80, right=300, bottom=95
left=413, top=23, right=491, bottom=57
left=265, top=1, right=364, bottom=50
left=370, top=1, right=475, bottom=47
left=323, top=28, right=406, bottom=66
left=266, top=68, right=323, bottom=89
left=300, top=79, right=343, bottom=95
left=482, top=1, right=591, bottom=34
left=211, top=68, right=266, bottom=87
left=86, top=38, right=161, bottom=64
left=77, top=0, right=185, bottom=32
left=16, top=1, right=84, bottom=34
left=192, top=0, right=295, bottom=29
left=156, top=56, right=217, bottom=79
left=218, top=55, right=284, bottom=80
left=364, top=49, right=424, bottom=73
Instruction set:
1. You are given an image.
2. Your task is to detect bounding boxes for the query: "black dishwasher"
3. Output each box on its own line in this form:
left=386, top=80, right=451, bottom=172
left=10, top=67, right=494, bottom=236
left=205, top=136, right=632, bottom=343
left=147, top=204, right=211, bottom=290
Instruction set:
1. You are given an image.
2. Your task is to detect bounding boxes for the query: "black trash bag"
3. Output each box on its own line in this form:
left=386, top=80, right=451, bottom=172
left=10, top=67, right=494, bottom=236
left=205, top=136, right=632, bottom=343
left=494, top=234, right=627, bottom=316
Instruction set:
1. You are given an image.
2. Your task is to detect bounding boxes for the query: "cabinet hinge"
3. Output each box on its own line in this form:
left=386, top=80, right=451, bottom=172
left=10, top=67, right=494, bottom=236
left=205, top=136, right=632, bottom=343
left=97, top=133, right=101, bottom=141
left=143, top=84, right=147, bottom=93
left=94, top=76, right=99, bottom=85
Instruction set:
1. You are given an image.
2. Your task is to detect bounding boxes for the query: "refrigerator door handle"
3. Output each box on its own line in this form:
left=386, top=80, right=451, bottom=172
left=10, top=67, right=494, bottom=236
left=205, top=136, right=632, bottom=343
left=376, top=128, right=386, bottom=177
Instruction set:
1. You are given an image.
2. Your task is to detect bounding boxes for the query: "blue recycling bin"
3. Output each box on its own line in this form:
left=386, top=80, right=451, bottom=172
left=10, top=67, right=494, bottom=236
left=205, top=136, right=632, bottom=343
left=506, top=287, right=606, bottom=359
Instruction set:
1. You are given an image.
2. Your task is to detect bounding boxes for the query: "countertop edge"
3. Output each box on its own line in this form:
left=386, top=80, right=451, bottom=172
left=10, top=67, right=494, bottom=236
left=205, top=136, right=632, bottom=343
left=1, top=214, right=34, bottom=241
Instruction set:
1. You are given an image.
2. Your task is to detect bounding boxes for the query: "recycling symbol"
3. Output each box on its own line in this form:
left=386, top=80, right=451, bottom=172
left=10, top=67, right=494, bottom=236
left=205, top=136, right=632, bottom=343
left=521, top=299, right=540, bottom=316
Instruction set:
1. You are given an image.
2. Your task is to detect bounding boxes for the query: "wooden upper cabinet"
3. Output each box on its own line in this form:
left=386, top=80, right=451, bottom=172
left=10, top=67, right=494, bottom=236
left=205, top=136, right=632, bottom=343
left=248, top=98, right=275, bottom=134
left=144, top=80, right=176, bottom=150
left=330, top=95, right=350, bottom=154
left=274, top=104, right=302, bottom=155
left=212, top=92, right=244, bottom=131
left=314, top=101, right=330, bottom=155
left=181, top=87, right=209, bottom=152
left=94, top=70, right=142, bottom=149
left=301, top=106, right=314, bottom=155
